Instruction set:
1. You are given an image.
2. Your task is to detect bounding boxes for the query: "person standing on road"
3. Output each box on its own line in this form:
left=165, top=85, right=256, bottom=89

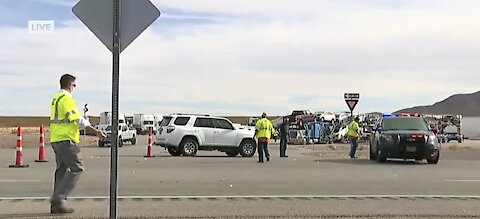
left=255, top=112, right=277, bottom=163
left=347, top=117, right=361, bottom=159
left=277, top=116, right=289, bottom=157
left=49, top=74, right=106, bottom=214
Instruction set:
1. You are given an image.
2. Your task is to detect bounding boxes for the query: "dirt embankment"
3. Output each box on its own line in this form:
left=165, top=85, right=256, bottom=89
left=0, top=116, right=100, bottom=127
left=0, top=127, right=98, bottom=149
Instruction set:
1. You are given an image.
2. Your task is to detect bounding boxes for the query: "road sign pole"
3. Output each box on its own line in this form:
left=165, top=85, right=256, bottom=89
left=110, top=0, right=120, bottom=218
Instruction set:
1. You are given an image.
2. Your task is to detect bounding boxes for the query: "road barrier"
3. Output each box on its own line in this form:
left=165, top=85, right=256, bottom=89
left=35, top=124, right=48, bottom=162
left=9, top=126, right=29, bottom=168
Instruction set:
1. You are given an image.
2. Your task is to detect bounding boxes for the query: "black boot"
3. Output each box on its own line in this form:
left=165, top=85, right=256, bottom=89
left=50, top=203, right=74, bottom=214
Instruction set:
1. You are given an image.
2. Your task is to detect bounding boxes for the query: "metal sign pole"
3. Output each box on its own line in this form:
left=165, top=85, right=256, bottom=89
left=110, top=0, right=120, bottom=218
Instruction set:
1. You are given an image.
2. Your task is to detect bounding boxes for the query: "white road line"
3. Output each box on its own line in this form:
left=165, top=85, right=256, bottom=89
left=0, top=180, right=41, bottom=182
left=0, top=194, right=479, bottom=200
left=444, top=179, right=480, bottom=182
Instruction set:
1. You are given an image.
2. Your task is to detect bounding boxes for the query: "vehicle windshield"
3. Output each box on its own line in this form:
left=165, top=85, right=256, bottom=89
left=382, top=117, right=429, bottom=131
left=292, top=111, right=303, bottom=116
left=105, top=126, right=121, bottom=131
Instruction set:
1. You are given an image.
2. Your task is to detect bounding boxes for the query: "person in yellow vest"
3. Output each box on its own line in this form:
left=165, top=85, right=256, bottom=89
left=49, top=74, right=106, bottom=214
left=347, top=117, right=361, bottom=159
left=255, top=112, right=277, bottom=163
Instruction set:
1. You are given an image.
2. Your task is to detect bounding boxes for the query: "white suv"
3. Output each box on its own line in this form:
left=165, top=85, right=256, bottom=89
left=154, top=114, right=257, bottom=157
left=315, top=111, right=336, bottom=122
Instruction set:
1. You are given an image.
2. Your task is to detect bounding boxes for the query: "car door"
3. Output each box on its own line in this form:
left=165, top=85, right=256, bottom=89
left=213, top=118, right=237, bottom=146
left=193, top=117, right=215, bottom=145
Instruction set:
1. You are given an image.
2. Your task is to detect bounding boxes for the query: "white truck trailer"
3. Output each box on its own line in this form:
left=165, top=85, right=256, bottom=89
left=95, top=111, right=126, bottom=132
left=133, top=114, right=155, bottom=135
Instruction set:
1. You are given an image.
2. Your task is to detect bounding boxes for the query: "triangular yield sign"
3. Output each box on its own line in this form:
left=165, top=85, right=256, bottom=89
left=346, top=100, right=358, bottom=112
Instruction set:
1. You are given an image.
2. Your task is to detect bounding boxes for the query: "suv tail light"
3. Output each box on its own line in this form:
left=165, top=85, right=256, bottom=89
left=167, top=126, right=175, bottom=133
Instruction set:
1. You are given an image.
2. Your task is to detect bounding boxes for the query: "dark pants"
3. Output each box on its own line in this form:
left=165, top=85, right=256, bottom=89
left=257, top=141, right=270, bottom=162
left=349, top=138, right=358, bottom=158
left=51, top=141, right=84, bottom=204
left=280, top=136, right=288, bottom=157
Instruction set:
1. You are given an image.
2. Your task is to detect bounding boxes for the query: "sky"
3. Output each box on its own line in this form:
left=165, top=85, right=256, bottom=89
left=0, top=0, right=479, bottom=117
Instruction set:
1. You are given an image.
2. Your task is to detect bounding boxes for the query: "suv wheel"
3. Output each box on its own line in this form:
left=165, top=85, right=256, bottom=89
left=376, top=149, right=386, bottom=163
left=369, top=145, right=376, bottom=160
left=181, top=138, right=198, bottom=156
left=131, top=136, right=136, bottom=145
left=167, top=147, right=181, bottom=156
left=427, top=151, right=440, bottom=164
left=225, top=150, right=239, bottom=157
left=239, top=140, right=256, bottom=157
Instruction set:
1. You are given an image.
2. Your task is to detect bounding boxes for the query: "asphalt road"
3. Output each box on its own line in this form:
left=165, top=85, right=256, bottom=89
left=0, top=136, right=479, bottom=218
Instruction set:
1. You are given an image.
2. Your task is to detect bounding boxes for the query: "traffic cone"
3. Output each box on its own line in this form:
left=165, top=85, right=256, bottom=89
left=35, top=124, right=48, bottom=162
left=144, top=127, right=155, bottom=158
left=9, top=126, right=29, bottom=168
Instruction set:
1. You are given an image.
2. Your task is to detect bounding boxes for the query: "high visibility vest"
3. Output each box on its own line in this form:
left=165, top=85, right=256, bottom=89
left=255, top=118, right=274, bottom=139
left=50, top=90, right=82, bottom=143
left=347, top=120, right=360, bottom=139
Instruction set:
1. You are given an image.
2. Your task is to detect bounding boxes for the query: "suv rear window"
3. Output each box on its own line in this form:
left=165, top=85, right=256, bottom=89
left=160, top=117, right=172, bottom=126
left=194, top=118, right=214, bottom=128
left=382, top=117, right=429, bottom=131
left=174, top=117, right=190, bottom=126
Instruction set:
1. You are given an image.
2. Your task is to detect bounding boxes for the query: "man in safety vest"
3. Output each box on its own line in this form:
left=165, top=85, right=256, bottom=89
left=255, top=112, right=277, bottom=163
left=347, top=117, right=361, bottom=159
left=49, top=74, right=106, bottom=214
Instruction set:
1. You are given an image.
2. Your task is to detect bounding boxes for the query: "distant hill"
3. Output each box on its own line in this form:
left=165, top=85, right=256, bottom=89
left=396, top=91, right=480, bottom=117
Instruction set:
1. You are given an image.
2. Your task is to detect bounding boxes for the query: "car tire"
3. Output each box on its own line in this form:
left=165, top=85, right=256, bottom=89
left=369, top=145, right=376, bottom=160
left=376, top=149, right=386, bottom=163
left=118, top=137, right=123, bottom=147
left=239, top=139, right=256, bottom=157
left=180, top=138, right=198, bottom=156
left=427, top=151, right=440, bottom=164
left=225, top=150, right=239, bottom=157
left=99, top=141, right=105, bottom=147
left=131, top=136, right=136, bottom=145
left=167, top=147, right=181, bottom=156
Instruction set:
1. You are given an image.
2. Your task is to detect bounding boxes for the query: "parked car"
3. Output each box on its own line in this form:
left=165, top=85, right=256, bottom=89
left=369, top=115, right=440, bottom=164
left=315, top=111, right=336, bottom=122
left=98, top=124, right=137, bottom=147
left=289, top=110, right=316, bottom=126
left=331, top=125, right=348, bottom=143
left=154, top=114, right=257, bottom=157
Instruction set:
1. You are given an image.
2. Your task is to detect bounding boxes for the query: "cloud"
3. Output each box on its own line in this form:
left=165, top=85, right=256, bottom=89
left=0, top=0, right=479, bottom=117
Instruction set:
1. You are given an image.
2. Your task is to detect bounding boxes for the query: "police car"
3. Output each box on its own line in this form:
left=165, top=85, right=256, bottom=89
left=369, top=113, right=440, bottom=164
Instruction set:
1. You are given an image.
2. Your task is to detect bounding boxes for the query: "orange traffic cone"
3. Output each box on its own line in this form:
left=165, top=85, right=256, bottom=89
left=9, top=126, right=29, bottom=168
left=35, top=124, right=48, bottom=162
left=144, top=127, right=155, bottom=158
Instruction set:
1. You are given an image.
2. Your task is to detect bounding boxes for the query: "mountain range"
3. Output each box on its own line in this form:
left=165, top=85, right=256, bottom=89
left=396, top=91, right=480, bottom=117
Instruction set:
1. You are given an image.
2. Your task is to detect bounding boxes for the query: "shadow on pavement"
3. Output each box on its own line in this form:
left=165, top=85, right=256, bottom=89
left=314, top=158, right=430, bottom=166
left=0, top=213, right=53, bottom=219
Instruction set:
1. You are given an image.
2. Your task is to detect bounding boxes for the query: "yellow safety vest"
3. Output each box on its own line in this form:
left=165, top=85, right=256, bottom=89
left=347, top=120, right=360, bottom=139
left=255, top=118, right=275, bottom=139
left=50, top=90, right=82, bottom=143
